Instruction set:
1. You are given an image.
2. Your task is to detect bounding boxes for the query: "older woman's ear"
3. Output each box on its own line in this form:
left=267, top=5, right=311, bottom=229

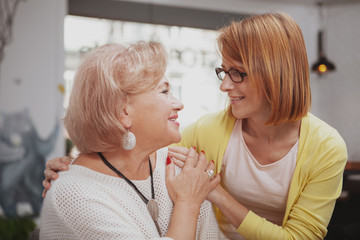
left=118, top=106, right=132, bottom=129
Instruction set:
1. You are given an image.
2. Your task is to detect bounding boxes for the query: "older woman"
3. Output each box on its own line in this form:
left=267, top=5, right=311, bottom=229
left=39, top=42, right=221, bottom=240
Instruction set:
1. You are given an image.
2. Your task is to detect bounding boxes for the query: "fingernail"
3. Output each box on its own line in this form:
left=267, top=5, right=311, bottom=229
left=201, top=150, right=205, bottom=154
left=192, top=146, right=196, bottom=150
left=166, top=157, right=172, bottom=165
left=212, top=160, right=214, bottom=164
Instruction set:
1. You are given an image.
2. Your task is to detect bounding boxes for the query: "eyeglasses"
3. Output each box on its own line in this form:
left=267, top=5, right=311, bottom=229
left=215, top=67, right=247, bottom=83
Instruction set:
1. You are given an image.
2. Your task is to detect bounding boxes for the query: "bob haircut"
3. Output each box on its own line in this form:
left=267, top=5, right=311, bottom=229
left=65, top=42, right=167, bottom=153
left=217, top=12, right=311, bottom=125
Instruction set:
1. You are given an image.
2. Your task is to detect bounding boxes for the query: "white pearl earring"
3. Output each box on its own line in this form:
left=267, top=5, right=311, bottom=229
left=123, top=130, right=136, bottom=150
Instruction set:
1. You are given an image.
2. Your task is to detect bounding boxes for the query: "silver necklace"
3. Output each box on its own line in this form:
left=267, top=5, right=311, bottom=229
left=97, top=152, right=161, bottom=235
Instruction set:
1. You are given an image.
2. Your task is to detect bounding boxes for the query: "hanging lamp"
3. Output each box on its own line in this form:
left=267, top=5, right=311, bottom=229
left=311, top=2, right=336, bottom=75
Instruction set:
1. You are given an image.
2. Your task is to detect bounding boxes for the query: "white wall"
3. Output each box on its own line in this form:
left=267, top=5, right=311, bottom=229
left=1, top=0, right=358, bottom=162
left=311, top=3, right=360, bottom=161
left=0, top=0, right=67, bottom=160
left=130, top=0, right=319, bottom=61
left=140, top=0, right=360, bottom=161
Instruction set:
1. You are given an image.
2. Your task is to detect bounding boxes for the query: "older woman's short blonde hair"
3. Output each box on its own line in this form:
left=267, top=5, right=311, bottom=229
left=65, top=42, right=167, bottom=153
left=217, top=12, right=311, bottom=125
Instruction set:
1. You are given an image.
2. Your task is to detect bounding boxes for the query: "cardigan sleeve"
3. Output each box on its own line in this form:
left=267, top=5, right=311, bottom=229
left=177, top=111, right=347, bottom=240
left=236, top=116, right=348, bottom=240
left=237, top=155, right=347, bottom=240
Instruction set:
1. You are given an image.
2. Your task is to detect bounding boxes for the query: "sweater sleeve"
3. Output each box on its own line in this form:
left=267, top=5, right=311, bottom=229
left=196, top=200, right=225, bottom=239
left=236, top=117, right=348, bottom=240
left=172, top=161, right=223, bottom=239
left=40, top=173, right=173, bottom=240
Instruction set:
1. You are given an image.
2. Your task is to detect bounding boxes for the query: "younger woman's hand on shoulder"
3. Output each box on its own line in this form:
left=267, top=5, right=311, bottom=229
left=42, top=156, right=72, bottom=198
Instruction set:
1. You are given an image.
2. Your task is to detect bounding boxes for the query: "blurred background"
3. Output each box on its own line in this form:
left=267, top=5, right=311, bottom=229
left=0, top=0, right=359, bottom=239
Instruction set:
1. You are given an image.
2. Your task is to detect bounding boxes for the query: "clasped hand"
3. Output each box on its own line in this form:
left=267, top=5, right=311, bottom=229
left=165, top=147, right=220, bottom=207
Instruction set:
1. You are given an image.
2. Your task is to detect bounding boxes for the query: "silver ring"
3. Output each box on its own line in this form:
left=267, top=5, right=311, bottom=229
left=206, top=169, right=214, bottom=179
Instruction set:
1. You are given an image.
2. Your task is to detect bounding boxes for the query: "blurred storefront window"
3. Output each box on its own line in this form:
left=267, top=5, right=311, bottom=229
left=64, top=15, right=227, bottom=129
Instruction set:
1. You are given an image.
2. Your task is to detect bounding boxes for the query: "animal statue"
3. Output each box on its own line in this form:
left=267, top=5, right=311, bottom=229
left=0, top=109, right=59, bottom=217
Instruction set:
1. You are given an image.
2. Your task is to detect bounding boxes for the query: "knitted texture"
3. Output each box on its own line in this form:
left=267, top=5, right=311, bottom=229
left=40, top=148, right=221, bottom=240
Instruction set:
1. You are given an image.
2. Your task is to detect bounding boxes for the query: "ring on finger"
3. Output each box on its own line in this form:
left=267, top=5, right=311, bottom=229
left=206, top=169, right=214, bottom=179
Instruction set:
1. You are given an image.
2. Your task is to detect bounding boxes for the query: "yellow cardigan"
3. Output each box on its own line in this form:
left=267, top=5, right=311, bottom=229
left=176, top=109, right=348, bottom=240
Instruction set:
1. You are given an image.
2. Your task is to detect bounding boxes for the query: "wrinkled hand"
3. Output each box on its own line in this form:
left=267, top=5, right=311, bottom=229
left=42, top=156, right=72, bottom=198
left=168, top=146, right=223, bottom=202
left=166, top=147, right=220, bottom=207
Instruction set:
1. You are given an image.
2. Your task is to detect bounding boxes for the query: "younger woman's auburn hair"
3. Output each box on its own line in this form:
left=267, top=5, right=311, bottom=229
left=217, top=12, right=311, bottom=125
left=65, top=42, right=167, bottom=153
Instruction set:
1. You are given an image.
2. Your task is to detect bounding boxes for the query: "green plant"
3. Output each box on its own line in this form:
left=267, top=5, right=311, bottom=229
left=0, top=216, right=37, bottom=240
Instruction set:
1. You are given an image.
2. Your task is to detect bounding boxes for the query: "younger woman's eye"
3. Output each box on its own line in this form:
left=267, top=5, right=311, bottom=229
left=161, top=89, right=169, bottom=94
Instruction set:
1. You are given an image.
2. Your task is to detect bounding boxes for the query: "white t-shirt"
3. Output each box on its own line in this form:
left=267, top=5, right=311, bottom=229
left=219, top=120, right=298, bottom=240
left=40, top=147, right=221, bottom=240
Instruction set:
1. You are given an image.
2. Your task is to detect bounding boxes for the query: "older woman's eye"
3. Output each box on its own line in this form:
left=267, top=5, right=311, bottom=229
left=161, top=89, right=169, bottom=94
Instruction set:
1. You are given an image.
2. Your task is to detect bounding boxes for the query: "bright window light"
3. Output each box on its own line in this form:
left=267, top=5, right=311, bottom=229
left=64, top=15, right=227, bottom=129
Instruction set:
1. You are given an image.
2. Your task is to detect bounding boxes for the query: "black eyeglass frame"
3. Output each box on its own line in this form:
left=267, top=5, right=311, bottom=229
left=215, top=67, right=247, bottom=83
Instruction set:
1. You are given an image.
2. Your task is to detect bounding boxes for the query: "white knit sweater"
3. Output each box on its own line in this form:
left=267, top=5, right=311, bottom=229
left=39, top=148, right=221, bottom=240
